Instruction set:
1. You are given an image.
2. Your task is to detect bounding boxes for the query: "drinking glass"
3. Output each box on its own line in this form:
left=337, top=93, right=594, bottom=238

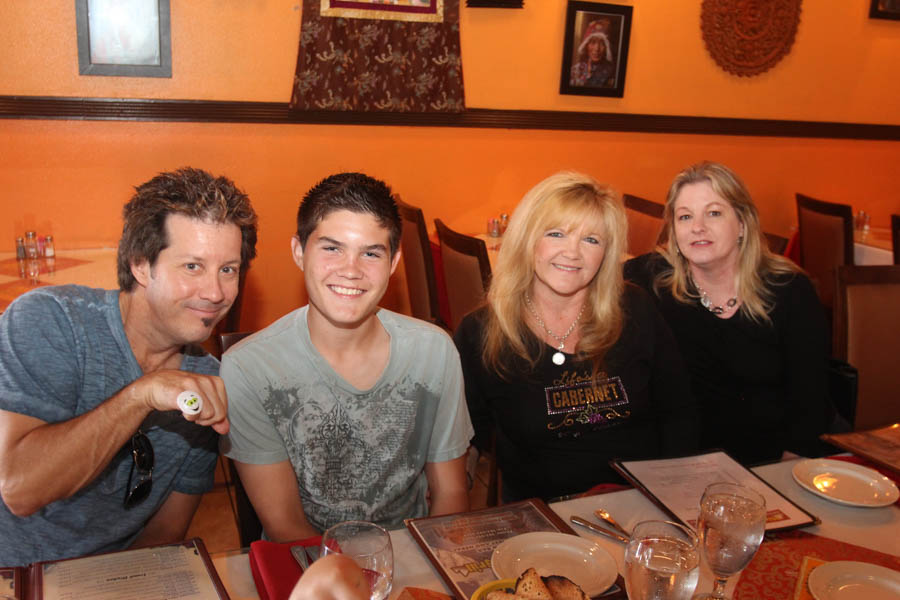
left=320, top=520, right=393, bottom=600
left=624, top=520, right=700, bottom=600
left=693, top=482, right=766, bottom=600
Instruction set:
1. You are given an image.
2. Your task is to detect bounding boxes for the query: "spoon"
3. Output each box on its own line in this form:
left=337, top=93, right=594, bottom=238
left=594, top=508, right=630, bottom=537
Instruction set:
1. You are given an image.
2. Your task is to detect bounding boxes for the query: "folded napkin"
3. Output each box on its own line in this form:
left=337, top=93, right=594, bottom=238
left=249, top=536, right=323, bottom=600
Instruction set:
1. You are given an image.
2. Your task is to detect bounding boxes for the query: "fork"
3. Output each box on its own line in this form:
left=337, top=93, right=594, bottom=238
left=594, top=508, right=631, bottom=538
left=291, top=545, right=310, bottom=570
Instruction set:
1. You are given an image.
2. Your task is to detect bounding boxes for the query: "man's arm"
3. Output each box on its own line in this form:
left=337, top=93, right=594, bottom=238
left=0, top=369, right=228, bottom=517
left=130, top=491, right=203, bottom=549
left=234, top=459, right=319, bottom=542
left=425, top=455, right=469, bottom=516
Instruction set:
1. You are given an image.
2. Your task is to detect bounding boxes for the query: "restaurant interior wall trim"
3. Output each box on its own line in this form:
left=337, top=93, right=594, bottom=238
left=1, top=2, right=898, bottom=328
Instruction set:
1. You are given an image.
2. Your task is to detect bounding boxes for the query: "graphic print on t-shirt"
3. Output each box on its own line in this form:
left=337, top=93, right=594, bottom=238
left=544, top=369, right=630, bottom=435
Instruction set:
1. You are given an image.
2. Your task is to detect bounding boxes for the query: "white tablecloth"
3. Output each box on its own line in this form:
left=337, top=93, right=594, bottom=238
left=213, top=458, right=899, bottom=600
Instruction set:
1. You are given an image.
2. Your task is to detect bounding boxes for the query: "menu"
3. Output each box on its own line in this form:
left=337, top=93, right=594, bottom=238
left=0, top=538, right=228, bottom=600
left=405, top=499, right=625, bottom=600
left=611, top=451, right=819, bottom=532
left=821, top=424, right=900, bottom=473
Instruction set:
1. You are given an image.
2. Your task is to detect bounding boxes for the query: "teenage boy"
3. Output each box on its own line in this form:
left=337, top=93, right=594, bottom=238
left=221, top=172, right=472, bottom=541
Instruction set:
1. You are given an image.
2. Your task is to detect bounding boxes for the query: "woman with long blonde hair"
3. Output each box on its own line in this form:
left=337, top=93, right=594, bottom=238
left=454, top=172, right=696, bottom=502
left=625, top=162, right=832, bottom=464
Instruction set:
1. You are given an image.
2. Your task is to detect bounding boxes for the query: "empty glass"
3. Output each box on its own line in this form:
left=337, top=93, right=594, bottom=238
left=693, top=482, right=766, bottom=600
left=320, top=521, right=393, bottom=600
left=624, top=520, right=700, bottom=600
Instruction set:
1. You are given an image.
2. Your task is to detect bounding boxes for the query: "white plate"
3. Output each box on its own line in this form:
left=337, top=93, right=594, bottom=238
left=808, top=561, right=900, bottom=600
left=490, top=532, right=617, bottom=597
left=791, top=459, right=899, bottom=507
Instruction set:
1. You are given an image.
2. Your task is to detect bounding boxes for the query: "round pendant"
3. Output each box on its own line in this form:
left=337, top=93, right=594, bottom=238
left=552, top=351, right=565, bottom=366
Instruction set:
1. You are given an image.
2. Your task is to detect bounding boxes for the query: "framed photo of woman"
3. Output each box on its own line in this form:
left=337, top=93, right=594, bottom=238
left=560, top=1, right=632, bottom=98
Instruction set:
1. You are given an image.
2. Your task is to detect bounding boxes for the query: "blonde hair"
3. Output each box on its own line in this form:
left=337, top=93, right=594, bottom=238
left=482, top=172, right=627, bottom=377
left=655, top=161, right=799, bottom=323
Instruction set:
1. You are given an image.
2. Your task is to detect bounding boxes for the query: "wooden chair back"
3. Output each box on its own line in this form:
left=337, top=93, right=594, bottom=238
left=434, top=219, right=491, bottom=331
left=218, top=330, right=262, bottom=546
left=396, top=196, right=445, bottom=327
left=833, top=266, right=900, bottom=430
left=623, top=193, right=664, bottom=257
left=891, top=214, right=899, bottom=265
left=796, top=193, right=854, bottom=309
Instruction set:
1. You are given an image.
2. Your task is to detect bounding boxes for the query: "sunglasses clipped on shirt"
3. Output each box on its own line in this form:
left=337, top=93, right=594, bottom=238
left=124, top=429, right=154, bottom=509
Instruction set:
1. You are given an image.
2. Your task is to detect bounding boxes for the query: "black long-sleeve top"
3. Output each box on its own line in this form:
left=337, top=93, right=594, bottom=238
left=453, top=284, right=698, bottom=501
left=624, top=253, right=832, bottom=465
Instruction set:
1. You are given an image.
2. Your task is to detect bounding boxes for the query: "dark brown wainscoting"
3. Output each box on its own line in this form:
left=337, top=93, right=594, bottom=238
left=1, top=96, right=899, bottom=141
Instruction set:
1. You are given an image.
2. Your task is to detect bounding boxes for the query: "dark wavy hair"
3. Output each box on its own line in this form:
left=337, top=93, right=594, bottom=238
left=117, top=167, right=258, bottom=291
left=296, top=172, right=400, bottom=256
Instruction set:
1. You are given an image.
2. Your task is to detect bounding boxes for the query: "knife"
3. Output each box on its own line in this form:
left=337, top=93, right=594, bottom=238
left=570, top=515, right=629, bottom=543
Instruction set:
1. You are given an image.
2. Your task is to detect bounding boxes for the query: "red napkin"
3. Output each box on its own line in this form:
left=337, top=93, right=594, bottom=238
left=249, top=536, right=323, bottom=600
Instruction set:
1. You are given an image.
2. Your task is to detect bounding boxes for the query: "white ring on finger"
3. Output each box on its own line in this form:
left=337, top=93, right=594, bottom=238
left=177, top=390, right=203, bottom=415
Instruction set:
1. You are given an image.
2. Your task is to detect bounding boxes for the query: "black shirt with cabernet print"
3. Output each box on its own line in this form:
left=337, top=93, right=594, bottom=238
left=454, top=284, right=698, bottom=501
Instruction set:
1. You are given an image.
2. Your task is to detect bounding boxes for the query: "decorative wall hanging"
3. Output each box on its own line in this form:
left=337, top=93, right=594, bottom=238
left=467, top=1, right=523, bottom=7
left=870, top=0, right=900, bottom=20
left=560, top=2, right=632, bottom=98
left=701, top=0, right=801, bottom=77
left=75, top=0, right=171, bottom=77
left=291, top=0, right=464, bottom=112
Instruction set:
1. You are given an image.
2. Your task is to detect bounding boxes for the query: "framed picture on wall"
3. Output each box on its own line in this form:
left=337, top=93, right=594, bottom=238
left=560, top=1, right=632, bottom=98
left=75, top=0, right=172, bottom=77
left=870, top=0, right=900, bottom=20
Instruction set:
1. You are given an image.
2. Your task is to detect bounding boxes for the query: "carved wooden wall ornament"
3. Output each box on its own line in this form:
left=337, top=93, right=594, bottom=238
left=701, top=0, right=802, bottom=77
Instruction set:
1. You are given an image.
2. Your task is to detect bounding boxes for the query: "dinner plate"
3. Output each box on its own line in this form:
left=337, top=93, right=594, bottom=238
left=490, top=532, right=617, bottom=596
left=791, top=459, right=899, bottom=507
left=808, top=561, right=900, bottom=600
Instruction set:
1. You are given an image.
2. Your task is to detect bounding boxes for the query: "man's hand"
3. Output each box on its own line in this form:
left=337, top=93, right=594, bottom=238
left=289, top=554, right=368, bottom=600
left=131, top=369, right=229, bottom=434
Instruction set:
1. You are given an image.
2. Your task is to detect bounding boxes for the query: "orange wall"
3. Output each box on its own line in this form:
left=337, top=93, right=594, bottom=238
left=1, top=2, right=899, bottom=328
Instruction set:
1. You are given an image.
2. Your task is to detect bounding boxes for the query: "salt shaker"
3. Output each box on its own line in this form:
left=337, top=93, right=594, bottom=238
left=499, top=213, right=509, bottom=235
left=24, top=231, right=38, bottom=259
left=44, top=235, right=55, bottom=258
left=15, top=237, right=26, bottom=260
left=488, top=218, right=501, bottom=237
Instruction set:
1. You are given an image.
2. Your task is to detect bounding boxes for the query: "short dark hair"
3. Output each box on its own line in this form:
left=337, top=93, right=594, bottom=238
left=117, top=167, right=258, bottom=291
left=296, top=172, right=401, bottom=255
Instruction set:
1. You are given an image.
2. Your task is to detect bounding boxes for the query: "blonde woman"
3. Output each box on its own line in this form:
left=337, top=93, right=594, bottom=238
left=624, top=162, right=831, bottom=465
left=454, top=172, right=696, bottom=502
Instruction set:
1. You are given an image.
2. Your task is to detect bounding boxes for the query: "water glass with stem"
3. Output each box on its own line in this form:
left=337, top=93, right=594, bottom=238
left=320, top=520, right=394, bottom=600
left=693, top=482, right=766, bottom=600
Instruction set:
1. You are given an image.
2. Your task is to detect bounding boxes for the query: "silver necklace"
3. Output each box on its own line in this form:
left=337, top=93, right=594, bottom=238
left=694, top=283, right=738, bottom=315
left=524, top=295, right=585, bottom=365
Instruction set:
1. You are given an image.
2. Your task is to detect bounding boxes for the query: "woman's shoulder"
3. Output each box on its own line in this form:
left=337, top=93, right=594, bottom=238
left=624, top=252, right=671, bottom=283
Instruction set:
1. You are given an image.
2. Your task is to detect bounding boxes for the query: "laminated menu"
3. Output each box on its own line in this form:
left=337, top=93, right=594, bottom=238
left=611, top=450, right=819, bottom=532
left=0, top=538, right=229, bottom=600
left=405, top=498, right=626, bottom=600
left=821, top=424, right=900, bottom=474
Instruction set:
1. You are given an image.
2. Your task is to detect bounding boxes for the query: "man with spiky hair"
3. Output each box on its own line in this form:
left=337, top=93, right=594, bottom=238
left=0, top=167, right=257, bottom=566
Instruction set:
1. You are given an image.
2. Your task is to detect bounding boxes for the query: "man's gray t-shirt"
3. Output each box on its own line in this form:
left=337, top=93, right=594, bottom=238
left=0, top=286, right=219, bottom=567
left=221, top=306, right=473, bottom=532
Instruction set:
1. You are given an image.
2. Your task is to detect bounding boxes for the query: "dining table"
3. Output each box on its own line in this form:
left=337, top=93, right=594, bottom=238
left=211, top=457, right=899, bottom=600
left=0, top=247, right=118, bottom=313
left=854, top=227, right=894, bottom=265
